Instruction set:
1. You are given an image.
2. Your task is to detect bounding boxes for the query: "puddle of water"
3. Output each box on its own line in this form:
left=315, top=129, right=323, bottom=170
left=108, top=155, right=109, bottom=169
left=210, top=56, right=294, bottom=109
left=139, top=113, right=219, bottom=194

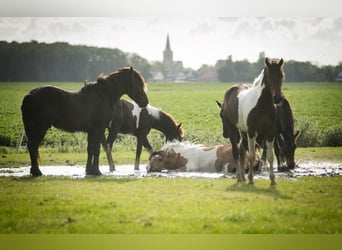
left=0, top=161, right=341, bottom=179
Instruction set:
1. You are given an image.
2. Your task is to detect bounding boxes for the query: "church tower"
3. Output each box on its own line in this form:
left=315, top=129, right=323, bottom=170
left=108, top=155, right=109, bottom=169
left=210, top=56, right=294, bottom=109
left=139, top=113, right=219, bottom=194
left=163, top=34, right=173, bottom=68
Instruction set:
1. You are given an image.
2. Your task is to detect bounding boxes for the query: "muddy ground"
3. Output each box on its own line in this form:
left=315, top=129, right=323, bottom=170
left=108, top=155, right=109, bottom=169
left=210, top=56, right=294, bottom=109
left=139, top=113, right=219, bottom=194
left=0, top=161, right=341, bottom=179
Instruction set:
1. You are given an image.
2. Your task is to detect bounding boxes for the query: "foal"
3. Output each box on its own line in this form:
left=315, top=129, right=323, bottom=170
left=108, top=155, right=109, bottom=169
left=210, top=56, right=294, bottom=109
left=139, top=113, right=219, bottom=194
left=217, top=58, right=284, bottom=185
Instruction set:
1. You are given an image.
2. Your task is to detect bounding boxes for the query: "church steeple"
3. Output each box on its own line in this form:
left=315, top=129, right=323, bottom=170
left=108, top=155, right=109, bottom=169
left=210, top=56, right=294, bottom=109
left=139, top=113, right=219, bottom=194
left=163, top=33, right=173, bottom=67
left=165, top=33, right=171, bottom=51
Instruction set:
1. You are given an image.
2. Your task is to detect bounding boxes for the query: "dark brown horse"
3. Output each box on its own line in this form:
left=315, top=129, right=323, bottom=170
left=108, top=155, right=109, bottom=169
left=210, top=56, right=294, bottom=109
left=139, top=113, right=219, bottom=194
left=273, top=97, right=300, bottom=170
left=101, top=99, right=184, bottom=171
left=217, top=58, right=284, bottom=185
left=21, top=67, right=148, bottom=177
left=259, top=96, right=300, bottom=171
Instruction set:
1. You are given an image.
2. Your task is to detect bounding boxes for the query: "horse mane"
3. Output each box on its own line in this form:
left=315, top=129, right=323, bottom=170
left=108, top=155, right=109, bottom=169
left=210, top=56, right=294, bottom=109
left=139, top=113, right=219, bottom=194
left=252, top=69, right=264, bottom=87
left=161, top=141, right=204, bottom=151
left=106, top=67, right=148, bottom=91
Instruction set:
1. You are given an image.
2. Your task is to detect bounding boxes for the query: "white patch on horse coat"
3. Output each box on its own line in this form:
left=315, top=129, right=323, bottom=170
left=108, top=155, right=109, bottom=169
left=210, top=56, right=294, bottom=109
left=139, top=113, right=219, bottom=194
left=236, top=70, right=265, bottom=132
left=131, top=101, right=141, bottom=129
left=146, top=105, right=160, bottom=120
left=161, top=142, right=223, bottom=172
left=131, top=101, right=160, bottom=129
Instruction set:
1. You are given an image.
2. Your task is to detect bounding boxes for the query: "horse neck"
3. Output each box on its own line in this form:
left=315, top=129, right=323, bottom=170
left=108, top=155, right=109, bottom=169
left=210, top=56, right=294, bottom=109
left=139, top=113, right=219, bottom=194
left=106, top=74, right=126, bottom=102
left=152, top=112, right=177, bottom=139
left=277, top=100, right=294, bottom=136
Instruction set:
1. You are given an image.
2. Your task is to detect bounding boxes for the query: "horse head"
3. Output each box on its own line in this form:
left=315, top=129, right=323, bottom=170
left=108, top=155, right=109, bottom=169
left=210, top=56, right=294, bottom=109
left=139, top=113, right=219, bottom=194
left=216, top=100, right=230, bottom=138
left=147, top=149, right=187, bottom=172
left=264, top=58, right=284, bottom=104
left=277, top=130, right=300, bottom=169
left=165, top=123, right=184, bottom=143
left=122, top=67, right=149, bottom=108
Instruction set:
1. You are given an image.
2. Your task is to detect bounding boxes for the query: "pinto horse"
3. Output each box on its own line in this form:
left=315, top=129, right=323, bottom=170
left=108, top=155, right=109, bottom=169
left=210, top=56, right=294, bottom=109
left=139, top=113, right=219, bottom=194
left=100, top=99, right=184, bottom=171
left=21, top=67, right=148, bottom=177
left=147, top=142, right=259, bottom=173
left=217, top=58, right=284, bottom=185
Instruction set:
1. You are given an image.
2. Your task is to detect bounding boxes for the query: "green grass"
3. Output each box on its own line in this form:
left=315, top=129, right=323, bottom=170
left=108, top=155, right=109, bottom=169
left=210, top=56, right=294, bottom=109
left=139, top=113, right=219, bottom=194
left=0, top=81, right=341, bottom=148
left=0, top=81, right=341, bottom=234
left=0, top=176, right=341, bottom=233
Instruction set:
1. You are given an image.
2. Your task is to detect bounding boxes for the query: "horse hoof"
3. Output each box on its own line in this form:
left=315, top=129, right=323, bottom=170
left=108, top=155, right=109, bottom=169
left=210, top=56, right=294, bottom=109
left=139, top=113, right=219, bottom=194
left=86, top=169, right=102, bottom=176
left=30, top=168, right=43, bottom=177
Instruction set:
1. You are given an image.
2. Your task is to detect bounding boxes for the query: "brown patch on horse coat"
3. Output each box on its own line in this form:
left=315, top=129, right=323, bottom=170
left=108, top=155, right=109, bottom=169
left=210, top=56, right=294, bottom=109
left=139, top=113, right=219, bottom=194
left=215, top=144, right=236, bottom=172
left=149, top=149, right=188, bottom=172
left=214, top=144, right=252, bottom=172
left=223, top=84, right=250, bottom=126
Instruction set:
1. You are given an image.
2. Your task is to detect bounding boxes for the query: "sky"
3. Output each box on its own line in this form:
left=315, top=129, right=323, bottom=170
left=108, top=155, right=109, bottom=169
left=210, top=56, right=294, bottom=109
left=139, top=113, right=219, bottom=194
left=1, top=1, right=341, bottom=69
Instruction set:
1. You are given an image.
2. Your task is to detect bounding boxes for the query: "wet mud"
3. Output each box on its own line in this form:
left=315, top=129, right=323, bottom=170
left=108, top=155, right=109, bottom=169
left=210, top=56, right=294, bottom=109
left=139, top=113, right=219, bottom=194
left=0, top=161, right=341, bottom=179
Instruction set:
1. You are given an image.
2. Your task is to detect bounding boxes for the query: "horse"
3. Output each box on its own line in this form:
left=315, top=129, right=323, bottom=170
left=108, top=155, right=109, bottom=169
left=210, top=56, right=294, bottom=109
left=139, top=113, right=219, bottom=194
left=21, top=67, right=148, bottom=177
left=100, top=99, right=184, bottom=171
left=267, top=96, right=300, bottom=171
left=147, top=142, right=260, bottom=173
left=216, top=58, right=284, bottom=185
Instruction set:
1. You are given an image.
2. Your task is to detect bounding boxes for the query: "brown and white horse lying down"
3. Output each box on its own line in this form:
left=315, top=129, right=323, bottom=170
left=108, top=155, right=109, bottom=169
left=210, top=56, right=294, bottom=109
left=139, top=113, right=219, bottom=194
left=147, top=142, right=260, bottom=173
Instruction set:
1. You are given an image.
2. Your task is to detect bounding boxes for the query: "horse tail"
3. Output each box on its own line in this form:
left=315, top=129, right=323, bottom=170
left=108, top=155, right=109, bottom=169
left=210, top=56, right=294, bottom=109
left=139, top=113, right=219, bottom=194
left=21, top=94, right=41, bottom=162
left=21, top=94, right=33, bottom=138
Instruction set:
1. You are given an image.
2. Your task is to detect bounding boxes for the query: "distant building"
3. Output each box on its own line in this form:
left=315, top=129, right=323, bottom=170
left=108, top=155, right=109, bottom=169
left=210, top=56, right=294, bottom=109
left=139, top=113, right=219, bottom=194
left=163, top=34, right=173, bottom=69
left=162, top=34, right=183, bottom=81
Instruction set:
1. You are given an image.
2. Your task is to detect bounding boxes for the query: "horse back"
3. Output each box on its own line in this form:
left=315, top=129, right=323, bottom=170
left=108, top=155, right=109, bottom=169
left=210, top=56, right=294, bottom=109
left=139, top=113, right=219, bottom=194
left=25, top=85, right=112, bottom=132
left=223, top=84, right=249, bottom=126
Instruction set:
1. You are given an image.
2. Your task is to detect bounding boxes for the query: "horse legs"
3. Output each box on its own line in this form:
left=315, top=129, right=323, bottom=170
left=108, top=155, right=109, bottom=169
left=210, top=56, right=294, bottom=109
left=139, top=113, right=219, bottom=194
left=27, top=125, right=49, bottom=177
left=274, top=138, right=282, bottom=171
left=27, top=141, right=42, bottom=177
left=86, top=129, right=104, bottom=176
left=266, top=140, right=276, bottom=185
left=102, top=131, right=117, bottom=172
left=247, top=135, right=256, bottom=185
left=229, top=128, right=245, bottom=183
left=142, top=138, right=153, bottom=154
left=134, top=136, right=144, bottom=170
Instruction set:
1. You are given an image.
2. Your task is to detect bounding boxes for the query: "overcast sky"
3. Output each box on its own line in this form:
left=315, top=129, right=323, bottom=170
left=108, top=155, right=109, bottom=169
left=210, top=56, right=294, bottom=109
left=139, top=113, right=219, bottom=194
left=1, top=1, right=341, bottom=69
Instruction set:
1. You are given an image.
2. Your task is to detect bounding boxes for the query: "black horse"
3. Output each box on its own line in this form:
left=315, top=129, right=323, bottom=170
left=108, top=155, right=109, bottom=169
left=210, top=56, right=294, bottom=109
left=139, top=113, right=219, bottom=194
left=21, top=67, right=148, bottom=177
left=100, top=99, right=184, bottom=171
left=272, top=97, right=300, bottom=170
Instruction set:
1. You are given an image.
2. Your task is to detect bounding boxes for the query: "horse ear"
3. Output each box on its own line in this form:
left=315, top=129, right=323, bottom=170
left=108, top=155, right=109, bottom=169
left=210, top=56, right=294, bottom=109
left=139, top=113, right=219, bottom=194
left=265, top=57, right=271, bottom=67
left=177, top=123, right=182, bottom=129
left=216, top=100, right=222, bottom=109
left=130, top=66, right=133, bottom=71
left=278, top=58, right=284, bottom=67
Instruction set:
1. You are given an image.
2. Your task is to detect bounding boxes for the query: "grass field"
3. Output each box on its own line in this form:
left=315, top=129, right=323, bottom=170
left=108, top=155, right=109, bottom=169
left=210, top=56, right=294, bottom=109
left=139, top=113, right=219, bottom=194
left=0, top=81, right=342, bottom=149
left=0, top=176, right=341, bottom=233
left=0, top=81, right=341, bottom=234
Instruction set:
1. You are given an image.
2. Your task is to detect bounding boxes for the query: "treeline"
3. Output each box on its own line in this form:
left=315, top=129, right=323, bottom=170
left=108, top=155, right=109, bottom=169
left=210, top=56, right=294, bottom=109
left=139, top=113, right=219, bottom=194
left=0, top=41, right=341, bottom=82
left=0, top=41, right=151, bottom=82
left=216, top=53, right=342, bottom=82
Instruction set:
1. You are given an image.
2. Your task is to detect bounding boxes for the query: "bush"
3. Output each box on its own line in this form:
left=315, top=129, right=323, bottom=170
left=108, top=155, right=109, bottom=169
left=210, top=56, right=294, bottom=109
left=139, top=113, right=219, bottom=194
left=322, top=124, right=342, bottom=146
left=296, top=117, right=322, bottom=147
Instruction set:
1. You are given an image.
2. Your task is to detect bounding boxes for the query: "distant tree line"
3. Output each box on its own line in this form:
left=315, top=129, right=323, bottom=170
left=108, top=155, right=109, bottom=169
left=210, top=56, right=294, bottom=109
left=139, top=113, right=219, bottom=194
left=216, top=52, right=342, bottom=82
left=0, top=41, right=341, bottom=82
left=0, top=41, right=151, bottom=82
